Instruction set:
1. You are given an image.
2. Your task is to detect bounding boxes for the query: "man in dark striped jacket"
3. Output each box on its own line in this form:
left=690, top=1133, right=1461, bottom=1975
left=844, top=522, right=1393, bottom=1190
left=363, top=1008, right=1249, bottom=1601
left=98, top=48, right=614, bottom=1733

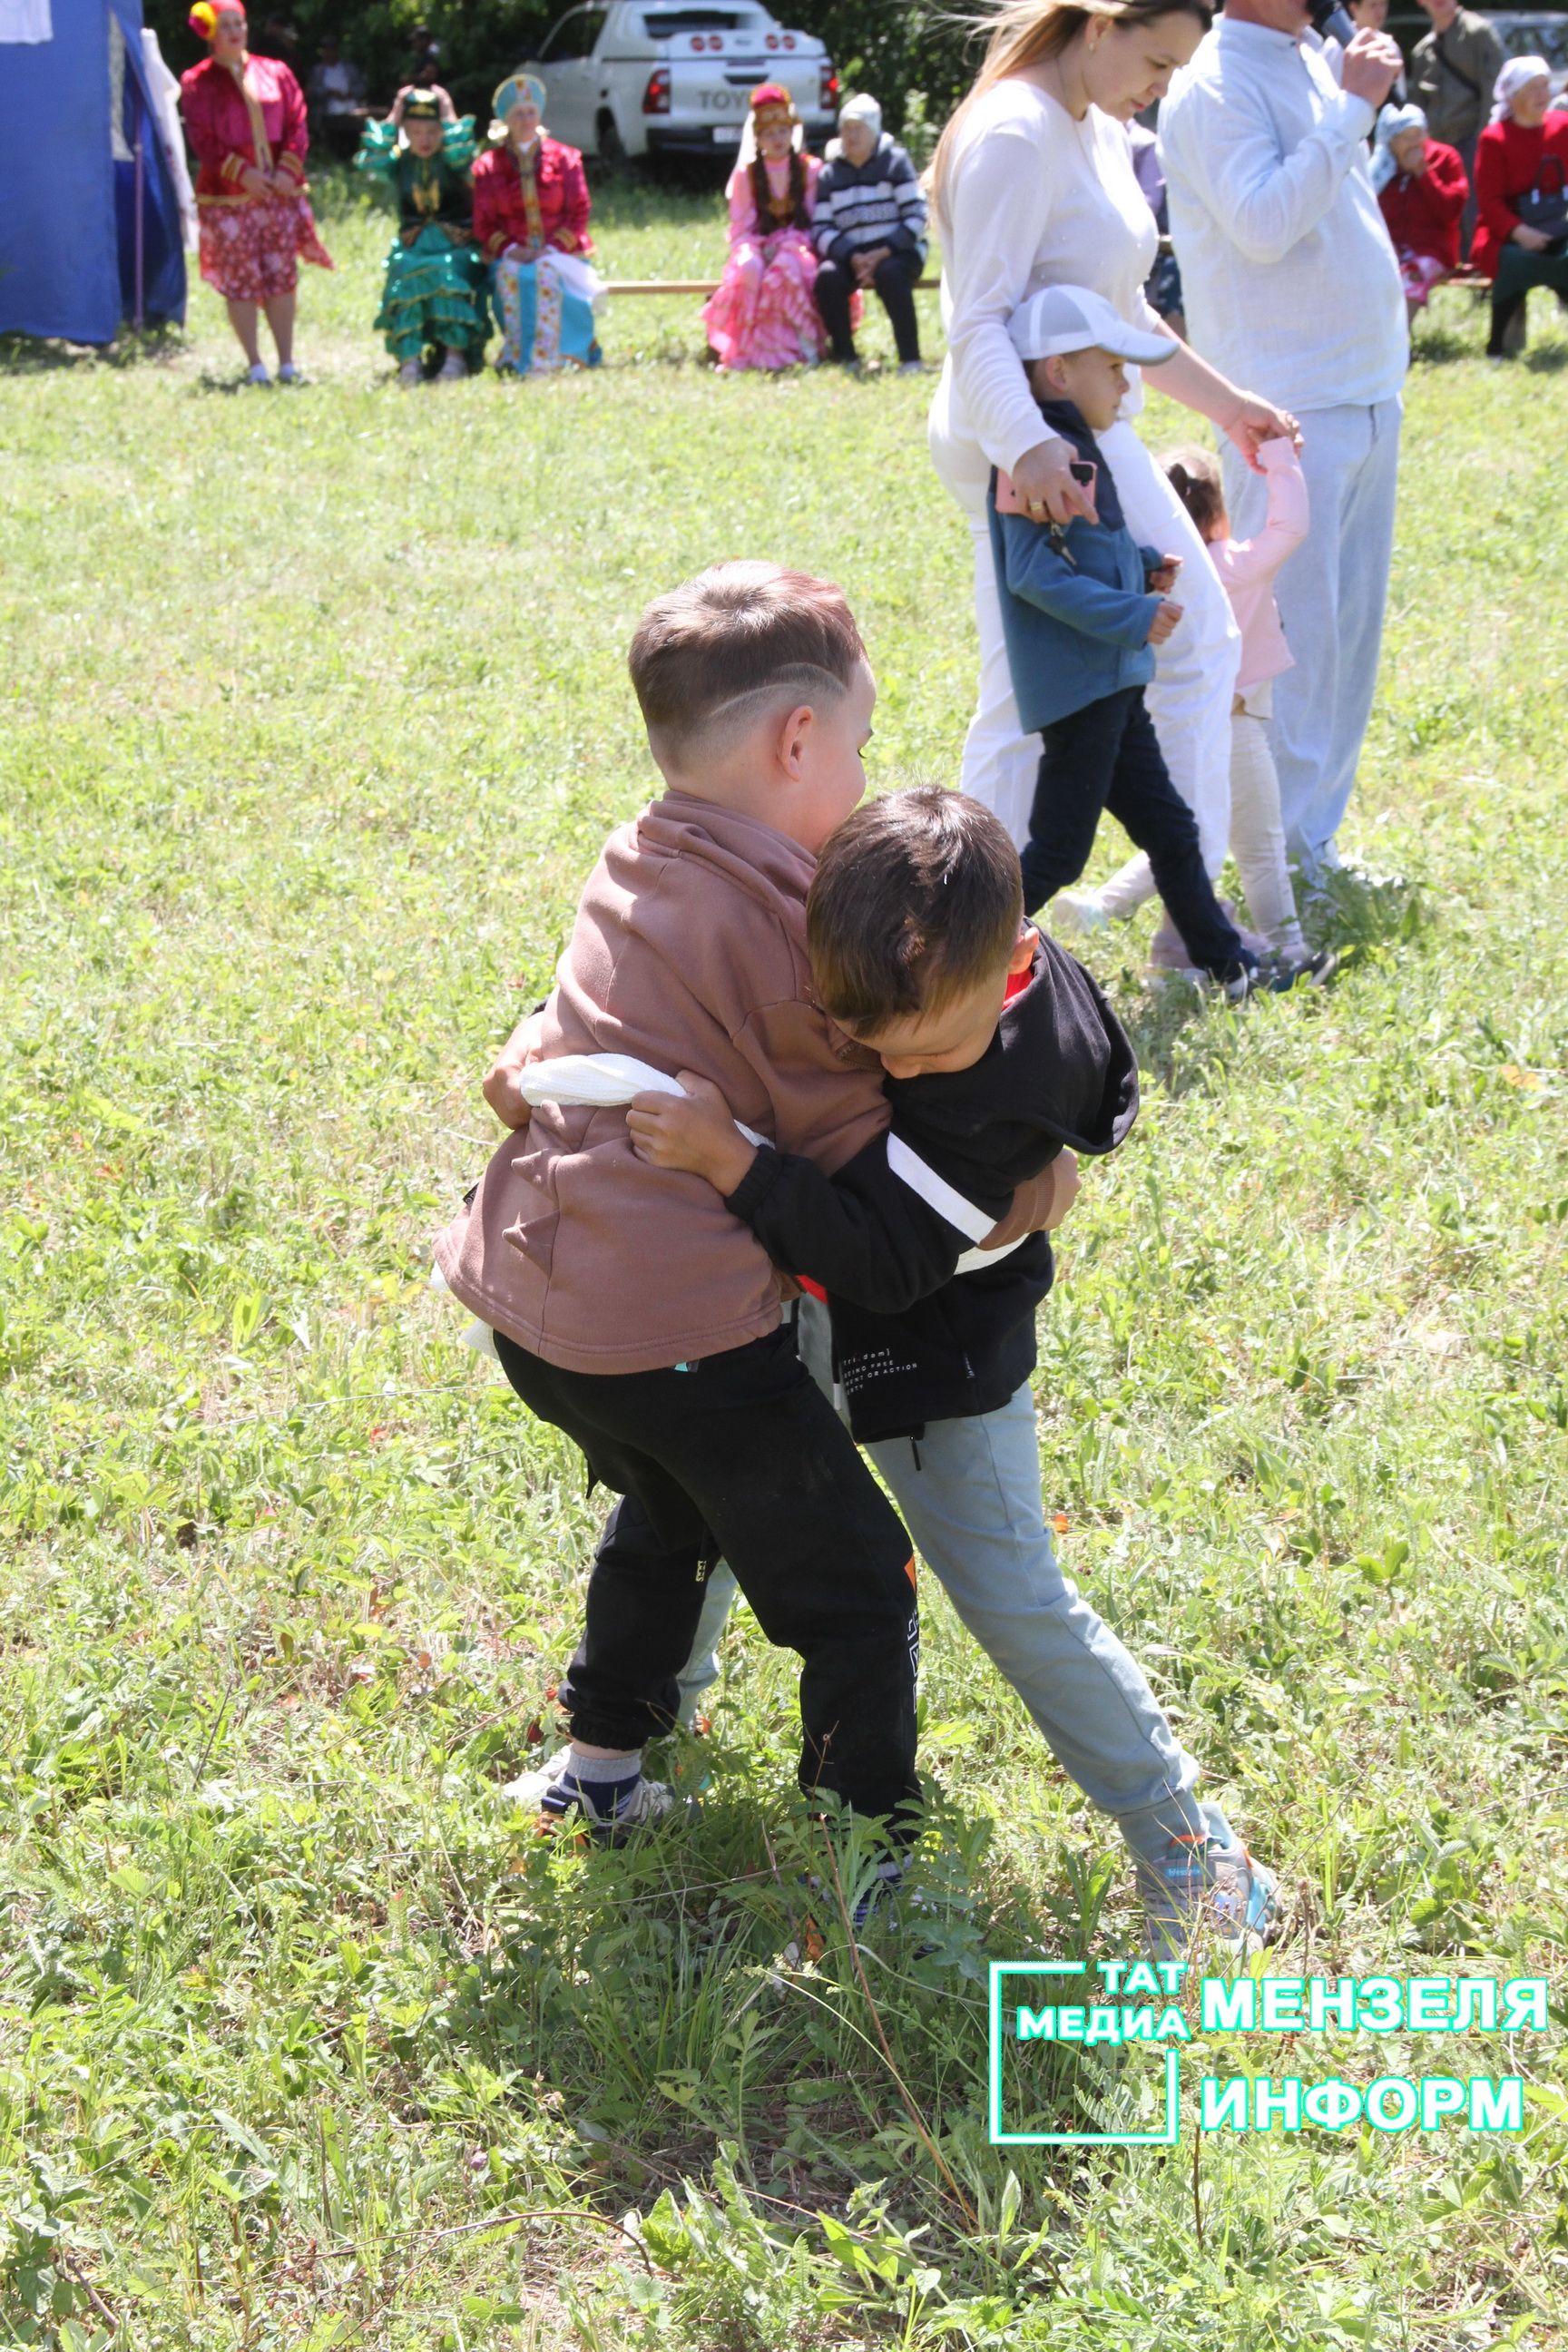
left=811, top=94, right=929, bottom=371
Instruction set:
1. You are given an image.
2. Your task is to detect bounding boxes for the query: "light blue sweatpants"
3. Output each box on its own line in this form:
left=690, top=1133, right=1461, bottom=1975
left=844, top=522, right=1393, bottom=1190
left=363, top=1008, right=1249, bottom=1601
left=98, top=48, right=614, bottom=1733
left=677, top=1300, right=1232, bottom=1870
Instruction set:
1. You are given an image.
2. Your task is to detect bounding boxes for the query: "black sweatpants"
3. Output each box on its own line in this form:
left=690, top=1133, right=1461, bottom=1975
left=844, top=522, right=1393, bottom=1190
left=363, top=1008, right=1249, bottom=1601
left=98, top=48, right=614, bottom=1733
left=814, top=249, right=923, bottom=365
left=492, top=1321, right=921, bottom=1828
left=1019, top=685, right=1248, bottom=980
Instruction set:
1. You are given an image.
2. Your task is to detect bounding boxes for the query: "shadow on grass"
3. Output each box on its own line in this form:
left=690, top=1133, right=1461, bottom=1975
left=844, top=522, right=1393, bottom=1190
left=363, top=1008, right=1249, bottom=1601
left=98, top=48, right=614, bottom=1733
left=0, top=323, right=190, bottom=374
left=434, top=1767, right=1112, bottom=2254
left=1111, top=867, right=1423, bottom=1098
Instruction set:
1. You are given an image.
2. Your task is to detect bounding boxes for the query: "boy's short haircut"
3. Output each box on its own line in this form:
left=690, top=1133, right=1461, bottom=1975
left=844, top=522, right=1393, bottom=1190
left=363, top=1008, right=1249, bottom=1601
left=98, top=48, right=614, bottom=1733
left=1162, top=444, right=1225, bottom=540
left=808, top=789, right=1024, bottom=1032
left=628, top=562, right=866, bottom=764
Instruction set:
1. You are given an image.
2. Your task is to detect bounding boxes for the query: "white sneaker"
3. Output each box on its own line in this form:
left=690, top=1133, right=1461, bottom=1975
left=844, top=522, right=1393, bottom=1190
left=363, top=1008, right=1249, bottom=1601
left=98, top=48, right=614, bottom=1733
left=436, top=349, right=467, bottom=381
left=397, top=358, right=423, bottom=389
left=244, top=360, right=271, bottom=386
left=276, top=360, right=301, bottom=385
left=1051, top=889, right=1111, bottom=936
left=501, top=1748, right=678, bottom=1842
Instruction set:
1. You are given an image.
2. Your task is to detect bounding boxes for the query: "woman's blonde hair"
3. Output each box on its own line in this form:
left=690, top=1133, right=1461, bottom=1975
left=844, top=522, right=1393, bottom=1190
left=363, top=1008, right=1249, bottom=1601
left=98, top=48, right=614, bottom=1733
left=930, top=0, right=1211, bottom=221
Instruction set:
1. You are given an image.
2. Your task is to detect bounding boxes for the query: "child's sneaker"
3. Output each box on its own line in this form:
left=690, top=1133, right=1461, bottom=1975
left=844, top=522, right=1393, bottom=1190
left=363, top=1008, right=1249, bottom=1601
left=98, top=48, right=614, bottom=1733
left=397, top=357, right=423, bottom=389
left=1263, top=946, right=1338, bottom=991
left=1138, top=1831, right=1282, bottom=1959
left=244, top=359, right=271, bottom=387
left=437, top=349, right=467, bottom=381
left=1051, top=888, right=1112, bottom=936
left=501, top=1748, right=678, bottom=1843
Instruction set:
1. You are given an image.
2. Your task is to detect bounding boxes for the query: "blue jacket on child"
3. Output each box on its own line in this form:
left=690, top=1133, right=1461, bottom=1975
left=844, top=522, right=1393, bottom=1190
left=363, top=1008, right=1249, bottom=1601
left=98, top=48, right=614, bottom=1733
left=987, top=397, right=1164, bottom=735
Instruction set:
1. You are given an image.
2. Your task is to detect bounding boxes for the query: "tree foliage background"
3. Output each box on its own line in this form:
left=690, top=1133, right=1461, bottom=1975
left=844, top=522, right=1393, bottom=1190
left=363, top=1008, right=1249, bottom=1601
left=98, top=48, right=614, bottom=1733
left=144, top=0, right=985, bottom=131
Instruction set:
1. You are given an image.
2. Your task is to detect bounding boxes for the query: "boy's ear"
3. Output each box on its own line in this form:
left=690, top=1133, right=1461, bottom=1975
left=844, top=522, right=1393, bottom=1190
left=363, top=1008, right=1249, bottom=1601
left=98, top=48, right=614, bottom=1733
left=774, top=701, right=816, bottom=779
left=1008, top=922, right=1037, bottom=977
left=1040, top=352, right=1069, bottom=395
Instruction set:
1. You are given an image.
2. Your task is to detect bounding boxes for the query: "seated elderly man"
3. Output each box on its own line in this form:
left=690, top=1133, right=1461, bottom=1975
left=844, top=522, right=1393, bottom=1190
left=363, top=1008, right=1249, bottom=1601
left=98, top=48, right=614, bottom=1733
left=810, top=93, right=928, bottom=371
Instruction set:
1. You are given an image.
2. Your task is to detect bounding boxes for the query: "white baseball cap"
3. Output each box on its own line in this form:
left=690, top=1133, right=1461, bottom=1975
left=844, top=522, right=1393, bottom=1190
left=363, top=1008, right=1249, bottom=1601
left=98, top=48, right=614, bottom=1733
left=1006, top=283, right=1174, bottom=368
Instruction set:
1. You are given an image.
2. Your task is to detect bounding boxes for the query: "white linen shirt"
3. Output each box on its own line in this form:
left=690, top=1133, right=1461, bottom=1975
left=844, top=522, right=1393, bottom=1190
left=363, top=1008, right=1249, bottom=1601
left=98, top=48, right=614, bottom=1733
left=935, top=78, right=1162, bottom=484
left=1158, top=19, right=1406, bottom=413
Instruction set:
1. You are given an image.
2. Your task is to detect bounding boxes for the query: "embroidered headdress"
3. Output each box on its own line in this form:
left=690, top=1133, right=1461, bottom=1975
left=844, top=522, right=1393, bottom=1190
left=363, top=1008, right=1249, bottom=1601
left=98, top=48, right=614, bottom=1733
left=189, top=1, right=244, bottom=34
left=494, top=71, right=547, bottom=122
left=749, top=80, right=796, bottom=132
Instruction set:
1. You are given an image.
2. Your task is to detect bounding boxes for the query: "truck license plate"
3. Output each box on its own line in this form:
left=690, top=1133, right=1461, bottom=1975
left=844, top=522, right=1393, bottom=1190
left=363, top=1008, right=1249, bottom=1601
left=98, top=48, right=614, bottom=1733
left=713, top=124, right=740, bottom=142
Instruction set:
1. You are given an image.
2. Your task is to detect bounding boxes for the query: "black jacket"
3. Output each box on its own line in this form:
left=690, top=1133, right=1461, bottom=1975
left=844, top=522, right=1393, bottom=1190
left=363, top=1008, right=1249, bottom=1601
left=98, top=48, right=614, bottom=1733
left=723, top=929, right=1138, bottom=1440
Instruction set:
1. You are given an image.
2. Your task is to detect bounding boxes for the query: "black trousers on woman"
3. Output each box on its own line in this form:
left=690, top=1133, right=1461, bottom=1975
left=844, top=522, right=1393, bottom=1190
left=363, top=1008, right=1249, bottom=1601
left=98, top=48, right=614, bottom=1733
left=1486, top=242, right=1568, bottom=356
left=1020, top=684, right=1250, bottom=981
left=492, top=1321, right=921, bottom=1828
left=814, top=250, right=923, bottom=365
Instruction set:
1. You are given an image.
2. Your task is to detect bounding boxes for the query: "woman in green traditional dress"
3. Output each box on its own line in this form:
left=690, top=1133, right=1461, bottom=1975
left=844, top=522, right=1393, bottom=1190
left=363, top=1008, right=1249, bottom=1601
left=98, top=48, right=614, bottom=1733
left=356, top=88, right=489, bottom=385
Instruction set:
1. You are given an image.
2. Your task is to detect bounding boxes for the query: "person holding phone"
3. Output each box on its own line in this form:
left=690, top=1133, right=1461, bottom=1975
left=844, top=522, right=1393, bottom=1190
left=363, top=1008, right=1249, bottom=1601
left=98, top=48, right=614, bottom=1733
left=927, top=0, right=1298, bottom=858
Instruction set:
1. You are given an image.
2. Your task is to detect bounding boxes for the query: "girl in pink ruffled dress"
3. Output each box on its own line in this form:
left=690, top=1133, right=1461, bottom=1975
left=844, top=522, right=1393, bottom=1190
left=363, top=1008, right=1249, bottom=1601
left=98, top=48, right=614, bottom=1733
left=702, top=83, right=842, bottom=371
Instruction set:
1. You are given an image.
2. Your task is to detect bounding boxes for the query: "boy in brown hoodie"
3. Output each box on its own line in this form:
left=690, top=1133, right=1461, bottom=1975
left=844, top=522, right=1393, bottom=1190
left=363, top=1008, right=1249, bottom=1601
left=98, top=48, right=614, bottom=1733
left=436, top=564, right=1045, bottom=1847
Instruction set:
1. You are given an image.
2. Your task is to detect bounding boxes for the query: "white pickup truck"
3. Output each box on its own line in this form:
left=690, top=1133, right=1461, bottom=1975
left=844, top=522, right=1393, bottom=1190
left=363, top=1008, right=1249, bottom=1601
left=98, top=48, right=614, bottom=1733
left=522, top=2, right=839, bottom=166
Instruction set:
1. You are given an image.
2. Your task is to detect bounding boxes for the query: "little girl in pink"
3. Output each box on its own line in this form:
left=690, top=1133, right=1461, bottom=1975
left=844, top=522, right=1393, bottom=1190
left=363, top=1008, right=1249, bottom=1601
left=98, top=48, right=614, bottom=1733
left=1163, top=438, right=1328, bottom=981
left=702, top=83, right=844, bottom=371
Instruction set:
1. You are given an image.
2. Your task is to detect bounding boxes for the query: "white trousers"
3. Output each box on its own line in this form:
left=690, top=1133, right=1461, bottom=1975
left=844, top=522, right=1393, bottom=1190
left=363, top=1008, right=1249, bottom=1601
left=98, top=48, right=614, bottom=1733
left=931, top=414, right=1240, bottom=868
left=1229, top=698, right=1305, bottom=954
left=1222, top=397, right=1403, bottom=874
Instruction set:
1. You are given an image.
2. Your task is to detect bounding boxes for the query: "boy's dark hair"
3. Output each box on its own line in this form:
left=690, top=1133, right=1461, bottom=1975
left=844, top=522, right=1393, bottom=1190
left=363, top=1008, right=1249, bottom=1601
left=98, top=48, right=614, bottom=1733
left=1162, top=444, right=1225, bottom=540
left=808, top=789, right=1024, bottom=1031
left=628, top=562, right=866, bottom=764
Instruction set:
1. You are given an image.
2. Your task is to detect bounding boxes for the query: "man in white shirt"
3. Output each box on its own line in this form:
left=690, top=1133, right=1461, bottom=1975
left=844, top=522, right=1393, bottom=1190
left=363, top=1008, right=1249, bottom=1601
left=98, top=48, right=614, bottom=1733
left=1160, top=0, right=1404, bottom=878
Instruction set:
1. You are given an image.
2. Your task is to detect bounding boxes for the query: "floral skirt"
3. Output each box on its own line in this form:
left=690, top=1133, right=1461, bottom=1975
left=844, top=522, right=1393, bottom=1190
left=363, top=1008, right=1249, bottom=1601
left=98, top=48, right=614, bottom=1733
left=1395, top=247, right=1449, bottom=308
left=198, top=193, right=334, bottom=301
left=376, top=224, right=490, bottom=361
left=701, top=228, right=827, bottom=371
left=492, top=249, right=604, bottom=374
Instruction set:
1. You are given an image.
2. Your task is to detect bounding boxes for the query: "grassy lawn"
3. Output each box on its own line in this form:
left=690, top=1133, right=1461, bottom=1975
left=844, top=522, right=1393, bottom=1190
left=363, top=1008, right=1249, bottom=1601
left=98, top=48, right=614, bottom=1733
left=2, top=177, right=1566, bottom=2350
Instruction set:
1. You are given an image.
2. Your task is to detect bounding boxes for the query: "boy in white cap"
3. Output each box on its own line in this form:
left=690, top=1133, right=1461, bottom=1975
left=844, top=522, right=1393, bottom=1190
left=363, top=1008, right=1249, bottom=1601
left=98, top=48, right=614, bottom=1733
left=990, top=285, right=1258, bottom=997
left=811, top=93, right=927, bottom=370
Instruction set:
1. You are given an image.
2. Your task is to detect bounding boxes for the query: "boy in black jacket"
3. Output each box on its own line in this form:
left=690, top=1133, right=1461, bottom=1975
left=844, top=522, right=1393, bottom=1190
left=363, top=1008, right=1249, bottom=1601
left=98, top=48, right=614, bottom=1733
left=629, top=789, right=1279, bottom=1955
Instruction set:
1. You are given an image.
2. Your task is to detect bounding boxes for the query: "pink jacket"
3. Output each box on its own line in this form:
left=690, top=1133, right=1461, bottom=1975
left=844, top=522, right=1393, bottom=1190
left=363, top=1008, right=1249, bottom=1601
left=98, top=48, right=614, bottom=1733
left=1210, top=438, right=1309, bottom=696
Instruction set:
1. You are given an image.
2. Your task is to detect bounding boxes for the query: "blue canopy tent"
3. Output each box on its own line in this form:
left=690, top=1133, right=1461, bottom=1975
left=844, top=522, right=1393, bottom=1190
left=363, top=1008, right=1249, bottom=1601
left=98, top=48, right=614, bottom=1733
left=0, top=0, right=186, bottom=343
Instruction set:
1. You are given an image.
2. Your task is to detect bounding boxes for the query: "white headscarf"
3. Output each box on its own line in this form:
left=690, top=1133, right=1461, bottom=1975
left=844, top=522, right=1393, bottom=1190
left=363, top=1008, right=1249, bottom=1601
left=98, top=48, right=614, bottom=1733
left=1371, top=102, right=1427, bottom=191
left=1491, top=55, right=1551, bottom=125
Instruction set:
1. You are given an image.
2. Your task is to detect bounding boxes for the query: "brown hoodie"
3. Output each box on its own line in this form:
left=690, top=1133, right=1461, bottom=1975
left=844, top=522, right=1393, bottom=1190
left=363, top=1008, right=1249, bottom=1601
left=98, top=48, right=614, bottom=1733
left=434, top=790, right=1050, bottom=1376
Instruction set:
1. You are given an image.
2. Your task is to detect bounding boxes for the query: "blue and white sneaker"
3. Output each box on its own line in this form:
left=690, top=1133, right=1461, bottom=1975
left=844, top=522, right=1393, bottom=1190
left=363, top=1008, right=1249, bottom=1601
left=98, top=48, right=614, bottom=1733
left=502, top=1749, right=678, bottom=1844
left=1138, top=1832, right=1283, bottom=1960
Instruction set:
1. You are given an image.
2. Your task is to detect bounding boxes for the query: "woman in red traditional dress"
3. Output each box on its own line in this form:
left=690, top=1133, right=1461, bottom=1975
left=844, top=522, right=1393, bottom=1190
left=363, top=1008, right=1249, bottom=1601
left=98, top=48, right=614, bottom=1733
left=1473, top=56, right=1568, bottom=358
left=701, top=83, right=845, bottom=372
left=472, top=74, right=604, bottom=375
left=180, top=0, right=334, bottom=383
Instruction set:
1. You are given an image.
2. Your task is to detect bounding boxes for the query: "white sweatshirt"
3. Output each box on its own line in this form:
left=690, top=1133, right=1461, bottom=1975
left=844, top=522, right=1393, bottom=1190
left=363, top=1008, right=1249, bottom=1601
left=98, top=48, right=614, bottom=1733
left=1159, top=20, right=1407, bottom=414
left=931, top=78, right=1162, bottom=493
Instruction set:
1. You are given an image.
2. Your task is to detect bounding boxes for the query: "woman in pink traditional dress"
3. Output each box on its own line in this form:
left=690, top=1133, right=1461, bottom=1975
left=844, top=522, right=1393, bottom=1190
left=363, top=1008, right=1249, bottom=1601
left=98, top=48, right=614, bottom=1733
left=181, top=0, right=333, bottom=383
left=702, top=83, right=846, bottom=371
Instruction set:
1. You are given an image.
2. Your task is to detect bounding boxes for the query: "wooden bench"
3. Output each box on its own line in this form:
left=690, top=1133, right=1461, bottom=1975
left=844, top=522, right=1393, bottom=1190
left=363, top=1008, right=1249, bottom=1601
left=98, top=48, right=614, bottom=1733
left=603, top=277, right=941, bottom=295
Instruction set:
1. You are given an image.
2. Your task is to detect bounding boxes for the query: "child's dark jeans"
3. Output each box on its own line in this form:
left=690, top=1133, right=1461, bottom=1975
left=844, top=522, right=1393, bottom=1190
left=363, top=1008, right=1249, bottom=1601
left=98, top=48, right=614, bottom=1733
left=492, top=1320, right=922, bottom=1828
left=1020, top=685, right=1249, bottom=980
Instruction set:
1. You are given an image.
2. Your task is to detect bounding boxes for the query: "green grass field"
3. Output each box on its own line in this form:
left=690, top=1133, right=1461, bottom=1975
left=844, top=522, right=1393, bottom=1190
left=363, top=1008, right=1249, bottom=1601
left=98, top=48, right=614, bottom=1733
left=2, top=177, right=1566, bottom=2350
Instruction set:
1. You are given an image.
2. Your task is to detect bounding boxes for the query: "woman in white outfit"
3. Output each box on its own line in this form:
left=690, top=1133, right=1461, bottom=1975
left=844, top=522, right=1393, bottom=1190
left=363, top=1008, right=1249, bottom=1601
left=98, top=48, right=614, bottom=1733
left=929, top=0, right=1297, bottom=877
